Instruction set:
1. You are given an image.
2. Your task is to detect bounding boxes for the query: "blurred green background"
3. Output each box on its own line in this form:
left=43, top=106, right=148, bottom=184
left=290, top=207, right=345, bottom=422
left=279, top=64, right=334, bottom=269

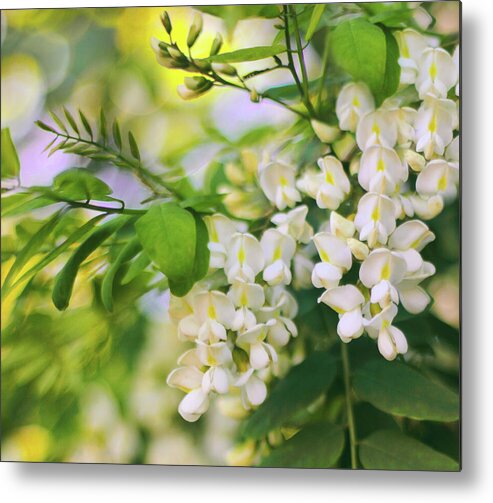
left=1, top=4, right=459, bottom=465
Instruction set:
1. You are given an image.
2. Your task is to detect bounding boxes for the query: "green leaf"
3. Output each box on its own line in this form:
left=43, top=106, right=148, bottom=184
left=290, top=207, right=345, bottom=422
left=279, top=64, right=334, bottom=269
left=49, top=111, right=68, bottom=134
left=1, top=192, right=57, bottom=217
left=121, top=250, right=150, bottom=285
left=53, top=168, right=113, bottom=201
left=63, top=107, right=79, bottom=135
left=259, top=422, right=345, bottom=468
left=242, top=352, right=337, bottom=439
left=305, top=4, right=326, bottom=41
left=191, top=213, right=209, bottom=283
left=179, top=194, right=225, bottom=213
left=203, top=45, right=285, bottom=64
left=10, top=214, right=107, bottom=290
left=112, top=120, right=122, bottom=150
left=99, top=109, right=107, bottom=144
left=35, top=120, right=58, bottom=134
left=52, top=216, right=130, bottom=310
left=1, top=128, right=20, bottom=180
left=101, top=237, right=142, bottom=311
left=353, top=360, right=459, bottom=422
left=78, top=110, right=93, bottom=139
left=135, top=203, right=197, bottom=297
left=330, top=18, right=400, bottom=105
left=359, top=430, right=459, bottom=471
left=128, top=131, right=140, bottom=161
left=2, top=210, right=64, bottom=295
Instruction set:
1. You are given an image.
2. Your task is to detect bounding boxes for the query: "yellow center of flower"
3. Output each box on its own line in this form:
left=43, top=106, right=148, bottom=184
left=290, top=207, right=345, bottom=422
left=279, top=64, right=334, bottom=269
left=352, top=95, right=360, bottom=107
left=240, top=291, right=248, bottom=306
left=428, top=113, right=437, bottom=133
left=371, top=201, right=381, bottom=221
left=279, top=176, right=288, bottom=186
left=208, top=303, right=217, bottom=319
left=237, top=245, right=246, bottom=264
left=325, top=170, right=335, bottom=185
left=273, top=245, right=282, bottom=261
left=371, top=121, right=381, bottom=138
left=381, top=260, right=391, bottom=280
left=319, top=249, right=330, bottom=262
left=429, top=62, right=437, bottom=80
left=437, top=174, right=448, bottom=191
left=377, top=158, right=385, bottom=172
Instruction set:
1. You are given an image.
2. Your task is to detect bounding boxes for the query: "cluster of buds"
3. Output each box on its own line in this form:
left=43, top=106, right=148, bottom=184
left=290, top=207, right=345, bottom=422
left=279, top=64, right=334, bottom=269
left=151, top=10, right=242, bottom=101
left=166, top=209, right=313, bottom=422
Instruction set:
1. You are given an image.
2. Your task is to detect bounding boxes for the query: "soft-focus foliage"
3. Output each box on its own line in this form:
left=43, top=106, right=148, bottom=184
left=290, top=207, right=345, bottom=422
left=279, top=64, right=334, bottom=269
left=1, top=2, right=460, bottom=469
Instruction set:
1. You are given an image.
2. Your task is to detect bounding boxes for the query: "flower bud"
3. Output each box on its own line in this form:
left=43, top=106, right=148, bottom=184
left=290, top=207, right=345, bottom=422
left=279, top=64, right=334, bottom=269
left=193, top=59, right=211, bottom=72
left=212, top=62, right=237, bottom=76
left=332, top=133, right=356, bottom=161
left=311, top=119, right=340, bottom=143
left=210, top=33, right=223, bottom=56
left=250, top=88, right=260, bottom=103
left=347, top=238, right=369, bottom=261
left=187, top=13, right=203, bottom=48
left=404, top=149, right=426, bottom=172
left=160, top=11, right=172, bottom=34
left=177, top=79, right=213, bottom=100
left=349, top=154, right=360, bottom=176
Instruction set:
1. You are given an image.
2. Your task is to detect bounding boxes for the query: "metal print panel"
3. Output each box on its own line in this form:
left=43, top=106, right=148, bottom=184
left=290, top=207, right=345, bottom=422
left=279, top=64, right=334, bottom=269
left=1, top=2, right=461, bottom=470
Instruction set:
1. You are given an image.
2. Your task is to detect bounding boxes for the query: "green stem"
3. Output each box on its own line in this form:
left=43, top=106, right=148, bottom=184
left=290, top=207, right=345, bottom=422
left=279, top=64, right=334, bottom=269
left=53, top=132, right=171, bottom=196
left=289, top=5, right=316, bottom=117
left=282, top=6, right=305, bottom=105
left=317, top=32, right=331, bottom=111
left=341, top=341, right=358, bottom=469
left=62, top=200, right=146, bottom=215
left=212, top=72, right=310, bottom=120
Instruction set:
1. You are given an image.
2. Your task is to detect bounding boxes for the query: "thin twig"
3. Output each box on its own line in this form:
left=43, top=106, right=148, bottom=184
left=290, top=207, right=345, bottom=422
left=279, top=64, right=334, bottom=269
left=341, top=341, right=358, bottom=469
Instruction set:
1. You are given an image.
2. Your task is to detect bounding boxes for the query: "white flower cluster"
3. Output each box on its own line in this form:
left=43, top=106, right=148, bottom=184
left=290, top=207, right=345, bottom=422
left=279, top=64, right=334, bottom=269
left=166, top=210, right=313, bottom=422
left=293, top=29, right=459, bottom=361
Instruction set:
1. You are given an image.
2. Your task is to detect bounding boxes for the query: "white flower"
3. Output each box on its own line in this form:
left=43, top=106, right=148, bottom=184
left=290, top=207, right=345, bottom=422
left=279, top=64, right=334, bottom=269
left=388, top=220, right=436, bottom=252
left=259, top=161, right=301, bottom=210
left=235, top=368, right=267, bottom=409
left=356, top=110, right=398, bottom=150
left=358, top=145, right=408, bottom=195
left=328, top=211, right=355, bottom=239
left=167, top=367, right=211, bottom=423
left=261, top=229, right=296, bottom=286
left=225, top=233, right=264, bottom=283
left=236, top=323, right=278, bottom=370
left=204, top=214, right=238, bottom=269
left=271, top=205, right=313, bottom=244
left=354, top=192, right=397, bottom=248
left=311, top=232, right=352, bottom=289
left=365, top=303, right=408, bottom=361
left=397, top=261, right=436, bottom=314
left=395, top=28, right=430, bottom=84
left=297, top=157, right=350, bottom=210
left=416, top=48, right=458, bottom=99
left=336, top=82, right=375, bottom=132
left=293, top=253, right=315, bottom=289
left=359, top=248, right=407, bottom=308
left=453, top=45, right=459, bottom=96
left=318, top=285, right=365, bottom=342
left=196, top=340, right=233, bottom=367
left=178, top=290, right=236, bottom=343
left=228, top=280, right=265, bottom=309
left=415, top=97, right=457, bottom=159
left=416, top=159, right=459, bottom=199
left=409, top=194, right=444, bottom=220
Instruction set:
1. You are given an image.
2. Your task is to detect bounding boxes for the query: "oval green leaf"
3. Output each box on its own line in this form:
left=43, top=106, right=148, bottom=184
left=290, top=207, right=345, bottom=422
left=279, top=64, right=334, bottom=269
left=204, top=45, right=285, bottom=64
left=259, top=422, right=345, bottom=468
left=242, top=352, right=337, bottom=439
left=53, top=168, right=113, bottom=201
left=353, top=360, right=459, bottom=422
left=331, top=17, right=400, bottom=105
left=1, top=128, right=20, bottom=180
left=359, top=429, right=459, bottom=471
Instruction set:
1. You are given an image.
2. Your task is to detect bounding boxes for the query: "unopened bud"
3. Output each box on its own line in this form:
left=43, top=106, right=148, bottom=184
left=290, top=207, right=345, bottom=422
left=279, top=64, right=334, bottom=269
left=347, top=238, right=369, bottom=261
left=311, top=119, right=340, bottom=143
left=161, top=11, right=172, bottom=34
left=212, top=62, right=237, bottom=76
left=349, top=154, right=361, bottom=176
left=184, top=76, right=210, bottom=91
left=404, top=149, right=426, bottom=172
left=187, top=13, right=203, bottom=48
left=333, top=133, right=356, bottom=162
left=193, top=59, right=211, bottom=72
left=177, top=79, right=213, bottom=100
left=210, top=33, right=223, bottom=56
left=250, top=88, right=260, bottom=103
